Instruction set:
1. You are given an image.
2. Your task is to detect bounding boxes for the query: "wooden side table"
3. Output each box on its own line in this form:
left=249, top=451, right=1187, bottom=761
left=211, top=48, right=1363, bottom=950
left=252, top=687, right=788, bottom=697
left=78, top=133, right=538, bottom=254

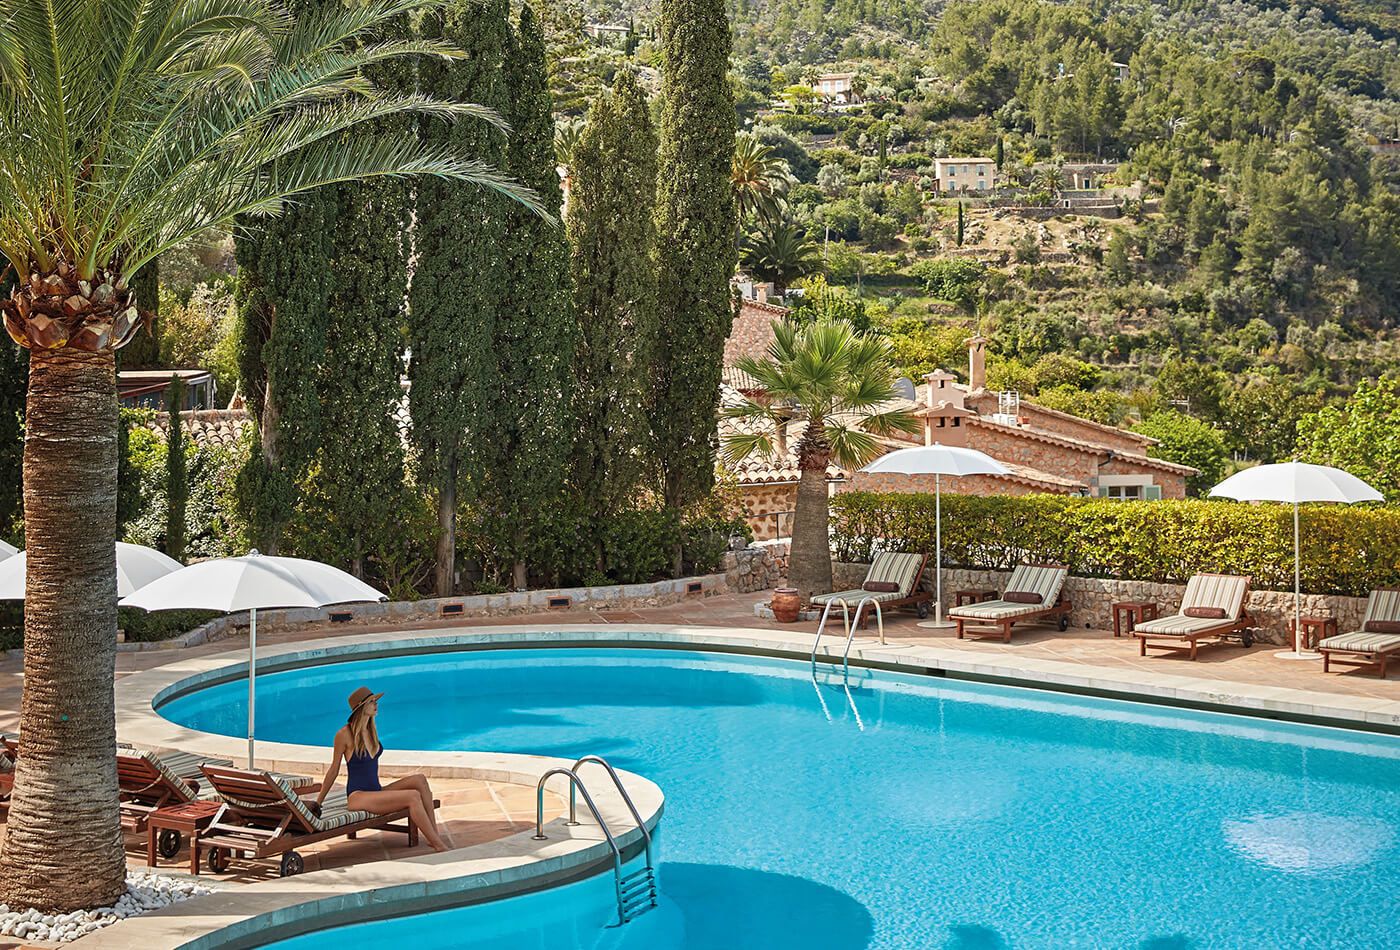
left=1112, top=601, right=1159, bottom=637
left=955, top=589, right=998, bottom=607
left=1289, top=615, right=1337, bottom=650
left=147, top=800, right=222, bottom=872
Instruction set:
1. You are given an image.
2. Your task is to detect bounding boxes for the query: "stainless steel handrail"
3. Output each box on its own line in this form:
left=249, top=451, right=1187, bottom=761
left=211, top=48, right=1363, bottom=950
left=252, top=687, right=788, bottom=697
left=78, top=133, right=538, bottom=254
left=810, top=598, right=851, bottom=671
left=570, top=755, right=654, bottom=870
left=532, top=767, right=633, bottom=925
left=843, top=597, right=885, bottom=680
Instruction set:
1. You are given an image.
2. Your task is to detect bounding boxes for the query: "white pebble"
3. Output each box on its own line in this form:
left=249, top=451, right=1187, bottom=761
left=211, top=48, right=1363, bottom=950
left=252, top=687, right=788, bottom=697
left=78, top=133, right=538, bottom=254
left=0, top=871, right=212, bottom=942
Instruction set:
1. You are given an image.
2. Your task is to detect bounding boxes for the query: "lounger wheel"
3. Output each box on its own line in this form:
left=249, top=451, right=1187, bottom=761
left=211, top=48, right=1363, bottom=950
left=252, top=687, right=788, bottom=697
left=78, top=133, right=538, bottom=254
left=156, top=829, right=182, bottom=859
left=916, top=602, right=929, bottom=619
left=1242, top=629, right=1254, bottom=648
left=1058, top=615, right=1070, bottom=632
left=280, top=851, right=304, bottom=877
left=206, top=847, right=229, bottom=874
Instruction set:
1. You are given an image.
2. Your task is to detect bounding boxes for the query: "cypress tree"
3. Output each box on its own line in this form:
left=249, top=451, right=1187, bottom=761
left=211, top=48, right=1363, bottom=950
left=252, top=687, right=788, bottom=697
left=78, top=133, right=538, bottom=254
left=568, top=71, right=658, bottom=568
left=313, top=13, right=413, bottom=580
left=653, top=0, right=737, bottom=572
left=120, top=262, right=161, bottom=368
left=478, top=3, right=575, bottom=589
left=995, top=136, right=1004, bottom=171
left=231, top=0, right=335, bottom=554
left=164, top=377, right=187, bottom=562
left=957, top=201, right=965, bottom=246
left=409, top=0, right=510, bottom=595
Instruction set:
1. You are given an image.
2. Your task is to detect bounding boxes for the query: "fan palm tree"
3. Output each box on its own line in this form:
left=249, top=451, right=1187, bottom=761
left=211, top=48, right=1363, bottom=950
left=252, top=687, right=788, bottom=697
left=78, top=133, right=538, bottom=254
left=0, top=0, right=535, bottom=911
left=741, top=220, right=818, bottom=293
left=731, top=132, right=791, bottom=225
left=723, top=320, right=918, bottom=600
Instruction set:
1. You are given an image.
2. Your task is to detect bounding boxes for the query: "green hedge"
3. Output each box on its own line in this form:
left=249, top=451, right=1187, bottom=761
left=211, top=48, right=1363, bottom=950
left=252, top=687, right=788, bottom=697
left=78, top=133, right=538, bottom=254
left=0, top=605, right=222, bottom=652
left=830, top=492, right=1400, bottom=597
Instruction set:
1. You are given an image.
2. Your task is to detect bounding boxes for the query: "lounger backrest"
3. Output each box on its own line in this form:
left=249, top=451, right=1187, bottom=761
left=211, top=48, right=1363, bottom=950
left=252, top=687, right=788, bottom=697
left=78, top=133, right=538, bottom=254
left=1357, top=588, right=1400, bottom=627
left=1180, top=574, right=1249, bottom=621
left=203, top=765, right=320, bottom=834
left=866, top=552, right=925, bottom=596
left=1004, top=563, right=1067, bottom=606
left=117, top=751, right=197, bottom=804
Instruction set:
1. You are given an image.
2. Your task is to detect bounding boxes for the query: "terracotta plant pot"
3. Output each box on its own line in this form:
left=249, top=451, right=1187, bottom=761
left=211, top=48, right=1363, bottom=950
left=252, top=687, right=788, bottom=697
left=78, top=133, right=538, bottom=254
left=771, top=587, right=802, bottom=623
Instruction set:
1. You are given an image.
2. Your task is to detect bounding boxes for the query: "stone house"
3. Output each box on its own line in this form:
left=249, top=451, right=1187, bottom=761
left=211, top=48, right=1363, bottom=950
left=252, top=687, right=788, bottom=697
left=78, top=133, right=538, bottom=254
left=720, top=302, right=1195, bottom=538
left=933, top=157, right=995, bottom=193
left=813, top=72, right=857, bottom=104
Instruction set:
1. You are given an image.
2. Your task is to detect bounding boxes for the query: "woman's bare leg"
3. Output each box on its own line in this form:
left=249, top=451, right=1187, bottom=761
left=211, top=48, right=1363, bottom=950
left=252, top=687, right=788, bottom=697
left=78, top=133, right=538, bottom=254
left=349, top=789, right=449, bottom=852
left=385, top=774, right=435, bottom=822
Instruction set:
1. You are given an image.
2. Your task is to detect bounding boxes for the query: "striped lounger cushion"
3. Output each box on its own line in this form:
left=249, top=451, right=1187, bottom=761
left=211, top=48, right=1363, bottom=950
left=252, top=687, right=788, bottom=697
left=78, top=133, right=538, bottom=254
left=812, top=552, right=924, bottom=605
left=270, top=775, right=377, bottom=833
left=1321, top=589, right=1400, bottom=654
left=949, top=564, right=1067, bottom=621
left=1134, top=574, right=1247, bottom=638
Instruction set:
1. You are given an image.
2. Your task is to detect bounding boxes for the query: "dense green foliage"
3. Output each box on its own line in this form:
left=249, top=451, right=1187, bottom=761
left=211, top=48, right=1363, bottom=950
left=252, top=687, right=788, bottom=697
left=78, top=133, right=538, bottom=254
left=479, top=4, right=577, bottom=587
left=1133, top=410, right=1228, bottom=495
left=164, top=378, right=187, bottom=561
left=653, top=0, right=740, bottom=535
left=567, top=70, right=659, bottom=565
left=831, top=491, right=1400, bottom=596
left=409, top=0, right=512, bottom=593
left=1297, top=378, right=1400, bottom=501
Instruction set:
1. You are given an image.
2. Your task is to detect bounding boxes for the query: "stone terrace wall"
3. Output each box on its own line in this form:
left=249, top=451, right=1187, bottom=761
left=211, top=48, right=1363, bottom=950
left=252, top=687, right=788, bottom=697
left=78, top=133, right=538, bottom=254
left=833, top=563, right=1367, bottom=645
left=114, top=544, right=790, bottom=652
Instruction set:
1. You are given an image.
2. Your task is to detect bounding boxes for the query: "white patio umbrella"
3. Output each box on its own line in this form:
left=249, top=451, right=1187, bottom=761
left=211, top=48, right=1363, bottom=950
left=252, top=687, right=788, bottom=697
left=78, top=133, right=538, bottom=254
left=861, top=443, right=1010, bottom=628
left=0, top=541, right=180, bottom=599
left=1210, top=462, right=1382, bottom=660
left=121, top=551, right=387, bottom=765
left=0, top=539, right=16, bottom=561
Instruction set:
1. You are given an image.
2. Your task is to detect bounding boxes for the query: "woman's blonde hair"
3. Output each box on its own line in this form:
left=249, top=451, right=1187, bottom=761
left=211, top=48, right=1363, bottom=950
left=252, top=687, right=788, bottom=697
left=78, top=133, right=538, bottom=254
left=346, top=702, right=380, bottom=758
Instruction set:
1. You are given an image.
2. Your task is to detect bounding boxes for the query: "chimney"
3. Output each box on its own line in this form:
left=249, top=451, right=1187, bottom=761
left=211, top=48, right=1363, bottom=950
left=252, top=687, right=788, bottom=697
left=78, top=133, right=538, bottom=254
left=967, top=335, right=988, bottom=391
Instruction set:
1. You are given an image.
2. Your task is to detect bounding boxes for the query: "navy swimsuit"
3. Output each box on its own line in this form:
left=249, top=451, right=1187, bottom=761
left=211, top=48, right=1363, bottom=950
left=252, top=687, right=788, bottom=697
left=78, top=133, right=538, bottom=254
left=346, top=745, right=383, bottom=795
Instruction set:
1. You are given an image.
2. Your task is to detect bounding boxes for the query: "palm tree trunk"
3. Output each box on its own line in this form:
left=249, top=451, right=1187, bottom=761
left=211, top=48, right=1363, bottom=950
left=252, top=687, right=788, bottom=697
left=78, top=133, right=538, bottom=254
left=0, top=348, right=125, bottom=911
left=787, top=461, right=833, bottom=602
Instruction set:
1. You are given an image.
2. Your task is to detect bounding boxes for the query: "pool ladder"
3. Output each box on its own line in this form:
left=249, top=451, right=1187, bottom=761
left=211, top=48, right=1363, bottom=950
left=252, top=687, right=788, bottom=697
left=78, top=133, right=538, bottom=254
left=532, top=755, right=657, bottom=926
left=810, top=596, right=885, bottom=682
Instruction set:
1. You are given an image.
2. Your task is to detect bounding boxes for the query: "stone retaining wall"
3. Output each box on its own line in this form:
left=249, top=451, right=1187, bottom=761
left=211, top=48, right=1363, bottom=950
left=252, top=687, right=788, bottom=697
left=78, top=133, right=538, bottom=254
left=833, top=562, right=1366, bottom=645
left=108, top=543, right=790, bottom=652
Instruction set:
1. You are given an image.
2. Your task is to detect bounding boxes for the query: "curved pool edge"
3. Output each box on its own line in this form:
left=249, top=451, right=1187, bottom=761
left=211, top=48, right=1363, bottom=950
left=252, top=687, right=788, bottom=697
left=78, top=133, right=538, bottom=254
left=70, top=754, right=662, bottom=950
left=116, top=624, right=1400, bottom=753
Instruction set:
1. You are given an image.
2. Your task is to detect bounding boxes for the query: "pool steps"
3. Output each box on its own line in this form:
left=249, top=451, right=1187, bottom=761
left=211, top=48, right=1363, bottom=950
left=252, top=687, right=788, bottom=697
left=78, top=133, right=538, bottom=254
left=532, top=756, right=658, bottom=926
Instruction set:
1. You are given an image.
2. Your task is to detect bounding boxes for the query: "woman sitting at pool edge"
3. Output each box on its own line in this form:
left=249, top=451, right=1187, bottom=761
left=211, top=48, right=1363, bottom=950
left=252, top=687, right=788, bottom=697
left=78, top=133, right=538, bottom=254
left=315, top=686, right=450, bottom=852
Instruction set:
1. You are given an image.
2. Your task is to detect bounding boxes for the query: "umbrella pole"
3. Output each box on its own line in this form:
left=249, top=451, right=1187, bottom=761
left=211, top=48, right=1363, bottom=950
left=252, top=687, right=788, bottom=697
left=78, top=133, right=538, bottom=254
left=248, top=606, right=257, bottom=768
left=1294, top=500, right=1301, bottom=655
left=918, top=473, right=955, bottom=629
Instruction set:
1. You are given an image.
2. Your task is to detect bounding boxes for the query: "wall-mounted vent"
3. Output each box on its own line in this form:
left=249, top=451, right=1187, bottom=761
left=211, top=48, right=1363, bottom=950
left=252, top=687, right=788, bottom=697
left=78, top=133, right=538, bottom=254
left=686, top=581, right=704, bottom=595
left=328, top=610, right=353, bottom=623
left=548, top=595, right=573, bottom=609
left=439, top=602, right=465, bottom=617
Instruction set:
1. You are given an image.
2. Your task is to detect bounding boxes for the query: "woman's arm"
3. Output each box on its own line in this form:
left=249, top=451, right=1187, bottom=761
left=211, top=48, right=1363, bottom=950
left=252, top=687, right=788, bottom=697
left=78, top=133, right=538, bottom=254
left=316, top=730, right=346, bottom=806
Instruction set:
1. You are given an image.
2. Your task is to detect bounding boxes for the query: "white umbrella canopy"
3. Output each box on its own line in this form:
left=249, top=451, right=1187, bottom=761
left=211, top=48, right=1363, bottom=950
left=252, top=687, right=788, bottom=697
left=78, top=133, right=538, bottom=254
left=0, top=539, right=16, bottom=561
left=1209, top=462, right=1383, bottom=660
left=861, top=444, right=1010, bottom=628
left=0, top=542, right=181, bottom=600
left=121, top=552, right=387, bottom=766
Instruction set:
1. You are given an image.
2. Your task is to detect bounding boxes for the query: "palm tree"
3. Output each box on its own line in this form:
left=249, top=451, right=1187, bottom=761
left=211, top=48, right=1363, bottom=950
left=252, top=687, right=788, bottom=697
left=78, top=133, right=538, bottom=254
left=554, top=116, right=586, bottom=170
left=731, top=132, right=791, bottom=225
left=0, top=0, right=534, bottom=911
left=723, top=320, right=918, bottom=600
left=741, top=220, right=818, bottom=293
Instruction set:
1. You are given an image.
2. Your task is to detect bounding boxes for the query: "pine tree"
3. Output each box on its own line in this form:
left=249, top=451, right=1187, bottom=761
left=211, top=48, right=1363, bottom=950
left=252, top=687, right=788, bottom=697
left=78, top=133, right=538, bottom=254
left=164, top=377, right=187, bottom=562
left=653, top=0, right=737, bottom=572
left=477, top=3, right=576, bottom=589
left=409, top=0, right=510, bottom=595
left=568, top=71, right=658, bottom=568
left=312, top=13, right=413, bottom=580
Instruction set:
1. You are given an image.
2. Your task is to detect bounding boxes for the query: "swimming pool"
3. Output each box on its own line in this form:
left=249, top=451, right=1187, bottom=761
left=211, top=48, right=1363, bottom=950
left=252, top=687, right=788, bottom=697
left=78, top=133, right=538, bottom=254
left=159, top=647, right=1400, bottom=949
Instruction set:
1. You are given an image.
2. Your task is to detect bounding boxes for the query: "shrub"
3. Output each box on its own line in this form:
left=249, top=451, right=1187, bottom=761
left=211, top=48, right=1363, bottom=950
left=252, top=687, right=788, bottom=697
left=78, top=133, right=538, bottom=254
left=830, top=492, right=1400, bottom=596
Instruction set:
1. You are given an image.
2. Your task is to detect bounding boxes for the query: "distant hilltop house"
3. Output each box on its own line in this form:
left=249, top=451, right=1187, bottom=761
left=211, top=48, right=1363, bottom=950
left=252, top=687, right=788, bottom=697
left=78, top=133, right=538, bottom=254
left=585, top=23, right=631, bottom=43
left=1059, top=162, right=1119, bottom=190
left=721, top=301, right=1195, bottom=540
left=1113, top=61, right=1130, bottom=82
left=934, top=157, right=995, bottom=193
left=813, top=72, right=858, bottom=105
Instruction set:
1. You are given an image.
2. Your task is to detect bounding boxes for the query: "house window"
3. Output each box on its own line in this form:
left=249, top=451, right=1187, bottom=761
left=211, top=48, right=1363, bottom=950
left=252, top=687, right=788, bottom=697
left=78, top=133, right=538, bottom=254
left=977, top=180, right=988, bottom=190
left=948, top=165, right=956, bottom=177
left=952, top=417, right=961, bottom=426
left=1105, top=485, right=1143, bottom=501
left=977, top=165, right=985, bottom=176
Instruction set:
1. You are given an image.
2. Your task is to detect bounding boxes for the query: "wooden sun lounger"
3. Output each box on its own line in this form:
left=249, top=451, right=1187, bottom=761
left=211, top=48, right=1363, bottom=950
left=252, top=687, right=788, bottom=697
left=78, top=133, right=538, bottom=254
left=195, top=765, right=432, bottom=877
left=1319, top=588, right=1400, bottom=677
left=1133, top=574, right=1255, bottom=660
left=948, top=563, right=1071, bottom=643
left=811, top=551, right=932, bottom=628
left=117, top=749, right=235, bottom=837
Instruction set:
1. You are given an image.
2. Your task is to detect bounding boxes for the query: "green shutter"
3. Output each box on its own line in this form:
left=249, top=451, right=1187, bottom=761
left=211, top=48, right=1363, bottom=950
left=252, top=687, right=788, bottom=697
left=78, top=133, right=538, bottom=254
left=1144, top=484, right=1163, bottom=501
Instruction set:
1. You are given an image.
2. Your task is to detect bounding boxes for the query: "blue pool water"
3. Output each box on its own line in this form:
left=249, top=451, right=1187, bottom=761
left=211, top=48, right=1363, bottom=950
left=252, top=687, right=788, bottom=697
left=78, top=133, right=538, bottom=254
left=160, top=648, right=1400, bottom=949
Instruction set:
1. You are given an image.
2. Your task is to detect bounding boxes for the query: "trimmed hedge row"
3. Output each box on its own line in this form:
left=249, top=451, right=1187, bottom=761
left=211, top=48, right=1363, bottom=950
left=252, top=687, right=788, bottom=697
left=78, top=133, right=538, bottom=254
left=830, top=492, right=1400, bottom=598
